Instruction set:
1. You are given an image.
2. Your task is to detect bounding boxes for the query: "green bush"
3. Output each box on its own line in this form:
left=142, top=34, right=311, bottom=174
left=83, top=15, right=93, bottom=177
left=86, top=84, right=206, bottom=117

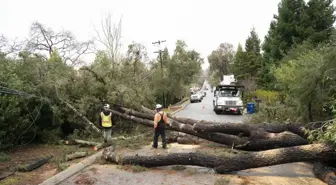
left=248, top=104, right=303, bottom=124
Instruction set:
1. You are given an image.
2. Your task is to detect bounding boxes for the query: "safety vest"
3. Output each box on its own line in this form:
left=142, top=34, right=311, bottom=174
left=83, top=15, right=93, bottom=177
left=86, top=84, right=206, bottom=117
left=101, top=112, right=112, bottom=127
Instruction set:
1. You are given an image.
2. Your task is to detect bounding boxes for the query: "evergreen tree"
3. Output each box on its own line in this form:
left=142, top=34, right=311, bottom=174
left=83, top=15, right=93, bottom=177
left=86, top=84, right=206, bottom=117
left=233, top=43, right=245, bottom=80
left=304, top=0, right=336, bottom=45
left=245, top=27, right=261, bottom=55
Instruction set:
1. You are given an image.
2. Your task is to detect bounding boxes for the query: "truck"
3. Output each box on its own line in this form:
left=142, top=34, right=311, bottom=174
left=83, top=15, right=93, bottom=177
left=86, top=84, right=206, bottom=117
left=213, top=75, right=244, bottom=115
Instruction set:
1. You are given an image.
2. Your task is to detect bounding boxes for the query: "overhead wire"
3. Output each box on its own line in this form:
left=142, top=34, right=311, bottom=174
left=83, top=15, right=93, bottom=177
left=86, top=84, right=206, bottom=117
left=0, top=85, right=45, bottom=146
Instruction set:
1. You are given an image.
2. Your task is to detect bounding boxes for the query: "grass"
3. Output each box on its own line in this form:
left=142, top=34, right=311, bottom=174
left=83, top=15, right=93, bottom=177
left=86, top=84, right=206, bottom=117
left=171, top=165, right=187, bottom=171
left=214, top=176, right=231, bottom=185
left=0, top=176, right=21, bottom=185
left=57, top=163, right=70, bottom=171
left=0, top=152, right=11, bottom=162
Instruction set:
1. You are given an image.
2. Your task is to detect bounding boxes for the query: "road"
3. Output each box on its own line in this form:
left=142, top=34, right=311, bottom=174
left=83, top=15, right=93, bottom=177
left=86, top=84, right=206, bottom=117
left=59, top=88, right=325, bottom=185
left=176, top=91, right=245, bottom=123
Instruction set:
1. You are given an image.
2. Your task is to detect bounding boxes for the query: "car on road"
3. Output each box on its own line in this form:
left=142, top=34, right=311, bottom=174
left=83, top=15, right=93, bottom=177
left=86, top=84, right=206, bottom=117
left=190, top=93, right=202, bottom=103
left=213, top=85, right=244, bottom=115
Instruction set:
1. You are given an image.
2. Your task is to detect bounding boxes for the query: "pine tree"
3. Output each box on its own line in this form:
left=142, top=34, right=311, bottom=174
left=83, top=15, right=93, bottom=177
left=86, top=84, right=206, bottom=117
left=305, top=0, right=336, bottom=45
left=245, top=27, right=261, bottom=55
left=233, top=43, right=245, bottom=80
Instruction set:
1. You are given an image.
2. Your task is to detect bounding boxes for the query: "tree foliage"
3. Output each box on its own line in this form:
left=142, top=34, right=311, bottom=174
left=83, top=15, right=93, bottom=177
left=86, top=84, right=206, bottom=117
left=0, top=22, right=202, bottom=148
left=232, top=28, right=262, bottom=84
left=208, top=43, right=234, bottom=82
left=260, top=0, right=335, bottom=88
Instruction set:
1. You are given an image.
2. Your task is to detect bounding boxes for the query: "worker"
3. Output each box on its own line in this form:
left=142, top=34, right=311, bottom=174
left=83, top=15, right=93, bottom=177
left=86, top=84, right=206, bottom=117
left=153, top=104, right=168, bottom=149
left=99, top=104, right=113, bottom=143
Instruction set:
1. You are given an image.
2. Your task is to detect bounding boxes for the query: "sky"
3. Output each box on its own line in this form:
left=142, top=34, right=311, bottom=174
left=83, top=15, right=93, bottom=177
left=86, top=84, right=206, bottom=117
left=1, top=0, right=282, bottom=69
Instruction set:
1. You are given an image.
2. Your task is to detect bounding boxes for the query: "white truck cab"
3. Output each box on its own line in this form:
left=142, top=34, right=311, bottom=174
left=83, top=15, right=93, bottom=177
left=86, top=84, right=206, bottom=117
left=213, top=76, right=244, bottom=115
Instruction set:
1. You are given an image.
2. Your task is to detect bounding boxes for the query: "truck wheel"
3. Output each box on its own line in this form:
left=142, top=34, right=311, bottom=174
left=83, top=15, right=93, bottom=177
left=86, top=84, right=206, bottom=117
left=237, top=110, right=243, bottom=115
left=215, top=110, right=220, bottom=115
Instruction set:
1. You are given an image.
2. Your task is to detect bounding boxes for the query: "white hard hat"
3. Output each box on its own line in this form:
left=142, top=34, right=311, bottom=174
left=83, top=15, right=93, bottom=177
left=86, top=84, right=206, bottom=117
left=104, top=104, right=110, bottom=109
left=155, top=104, right=163, bottom=109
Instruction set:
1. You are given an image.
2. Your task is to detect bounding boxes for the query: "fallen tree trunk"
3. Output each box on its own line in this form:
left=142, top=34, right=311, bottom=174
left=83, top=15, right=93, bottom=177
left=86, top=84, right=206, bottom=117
left=0, top=171, right=15, bottom=181
left=135, top=105, right=312, bottom=139
left=103, top=144, right=336, bottom=173
left=192, top=122, right=308, bottom=138
left=313, top=162, right=336, bottom=185
left=107, top=108, right=309, bottom=151
left=18, top=155, right=53, bottom=172
left=65, top=152, right=88, bottom=161
left=177, top=136, right=200, bottom=145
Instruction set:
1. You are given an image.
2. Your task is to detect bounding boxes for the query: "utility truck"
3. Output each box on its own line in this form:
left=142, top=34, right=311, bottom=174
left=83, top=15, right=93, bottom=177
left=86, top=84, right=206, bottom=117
left=213, top=75, right=244, bottom=115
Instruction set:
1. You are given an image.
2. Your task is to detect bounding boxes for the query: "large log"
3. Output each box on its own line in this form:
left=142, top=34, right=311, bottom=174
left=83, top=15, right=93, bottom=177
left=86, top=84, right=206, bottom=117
left=130, top=106, right=311, bottom=138
left=107, top=109, right=309, bottom=151
left=192, top=122, right=308, bottom=138
left=103, top=144, right=336, bottom=173
left=18, top=155, right=53, bottom=172
left=313, top=162, right=336, bottom=185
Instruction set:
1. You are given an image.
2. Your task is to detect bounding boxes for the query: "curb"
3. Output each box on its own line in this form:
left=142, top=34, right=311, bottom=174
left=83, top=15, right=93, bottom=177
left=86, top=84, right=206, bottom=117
left=39, top=150, right=103, bottom=185
left=170, top=101, right=190, bottom=115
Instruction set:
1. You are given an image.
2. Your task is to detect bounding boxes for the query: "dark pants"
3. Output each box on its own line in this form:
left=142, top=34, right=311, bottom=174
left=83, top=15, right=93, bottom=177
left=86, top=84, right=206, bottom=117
left=153, top=127, right=166, bottom=148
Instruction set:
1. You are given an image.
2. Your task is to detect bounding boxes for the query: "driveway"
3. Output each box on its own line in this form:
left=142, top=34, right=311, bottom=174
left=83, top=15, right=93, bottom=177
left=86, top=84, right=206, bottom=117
left=59, top=88, right=325, bottom=185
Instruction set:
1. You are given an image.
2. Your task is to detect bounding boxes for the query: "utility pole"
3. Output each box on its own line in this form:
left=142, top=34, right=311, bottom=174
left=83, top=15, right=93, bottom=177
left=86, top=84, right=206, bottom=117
left=152, top=40, right=166, bottom=108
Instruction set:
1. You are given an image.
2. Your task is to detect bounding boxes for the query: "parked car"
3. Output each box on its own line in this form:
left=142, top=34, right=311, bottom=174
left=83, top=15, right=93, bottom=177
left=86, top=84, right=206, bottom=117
left=190, top=93, right=202, bottom=103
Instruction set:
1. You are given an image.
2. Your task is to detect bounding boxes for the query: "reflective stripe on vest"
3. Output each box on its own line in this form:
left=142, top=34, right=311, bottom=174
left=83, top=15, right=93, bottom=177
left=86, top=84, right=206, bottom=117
left=101, top=112, right=112, bottom=127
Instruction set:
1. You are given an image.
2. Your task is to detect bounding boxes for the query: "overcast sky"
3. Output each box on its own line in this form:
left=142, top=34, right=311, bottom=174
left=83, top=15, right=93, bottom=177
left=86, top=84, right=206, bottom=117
left=1, top=0, right=282, bottom=69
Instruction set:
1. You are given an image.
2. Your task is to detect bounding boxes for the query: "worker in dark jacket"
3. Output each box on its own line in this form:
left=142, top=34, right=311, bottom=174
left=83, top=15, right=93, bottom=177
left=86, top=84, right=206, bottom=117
left=99, top=104, right=113, bottom=143
left=152, top=104, right=168, bottom=149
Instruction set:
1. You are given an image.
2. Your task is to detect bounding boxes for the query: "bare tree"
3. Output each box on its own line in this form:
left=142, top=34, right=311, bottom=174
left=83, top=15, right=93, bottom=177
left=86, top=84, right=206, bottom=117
left=93, top=13, right=122, bottom=64
left=26, top=22, right=93, bottom=66
left=0, top=35, right=24, bottom=57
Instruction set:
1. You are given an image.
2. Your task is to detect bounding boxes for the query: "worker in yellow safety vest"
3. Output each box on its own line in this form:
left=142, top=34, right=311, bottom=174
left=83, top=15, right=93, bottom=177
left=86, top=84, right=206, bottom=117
left=99, top=104, right=113, bottom=143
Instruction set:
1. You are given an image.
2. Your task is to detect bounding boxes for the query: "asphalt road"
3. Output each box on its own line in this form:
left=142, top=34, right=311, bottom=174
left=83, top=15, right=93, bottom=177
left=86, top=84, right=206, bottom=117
left=175, top=89, right=245, bottom=123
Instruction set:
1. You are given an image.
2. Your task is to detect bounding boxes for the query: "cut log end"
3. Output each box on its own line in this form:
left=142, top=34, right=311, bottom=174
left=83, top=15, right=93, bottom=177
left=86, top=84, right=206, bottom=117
left=313, top=162, right=336, bottom=184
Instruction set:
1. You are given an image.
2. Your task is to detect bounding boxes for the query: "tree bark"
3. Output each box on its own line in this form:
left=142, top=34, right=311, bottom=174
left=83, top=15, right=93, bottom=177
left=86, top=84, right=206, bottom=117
left=106, top=109, right=310, bottom=151
left=136, top=105, right=313, bottom=139
left=177, top=136, right=200, bottom=145
left=103, top=144, right=336, bottom=173
left=0, top=171, right=15, bottom=181
left=65, top=152, right=88, bottom=161
left=313, top=162, right=336, bottom=185
left=18, top=155, right=53, bottom=172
